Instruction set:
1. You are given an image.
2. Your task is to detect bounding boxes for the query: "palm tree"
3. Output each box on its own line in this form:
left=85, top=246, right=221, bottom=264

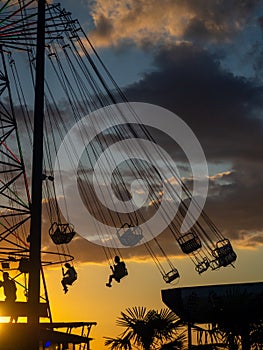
left=104, top=333, right=133, bottom=350
left=104, top=306, right=186, bottom=350
left=250, top=321, right=263, bottom=350
left=159, top=337, right=188, bottom=349
left=211, top=287, right=261, bottom=350
left=190, top=287, right=263, bottom=350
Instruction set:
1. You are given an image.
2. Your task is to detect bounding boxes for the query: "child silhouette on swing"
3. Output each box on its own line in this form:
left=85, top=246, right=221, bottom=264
left=106, top=256, right=128, bottom=287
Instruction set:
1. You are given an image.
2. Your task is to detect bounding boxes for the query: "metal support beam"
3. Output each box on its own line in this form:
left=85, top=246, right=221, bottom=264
left=28, top=0, right=46, bottom=347
left=188, top=323, right=192, bottom=350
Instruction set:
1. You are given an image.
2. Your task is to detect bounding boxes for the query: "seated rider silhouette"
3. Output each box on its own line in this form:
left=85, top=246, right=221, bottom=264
left=61, top=263, right=77, bottom=294
left=0, top=272, right=17, bottom=322
left=106, top=256, right=128, bottom=287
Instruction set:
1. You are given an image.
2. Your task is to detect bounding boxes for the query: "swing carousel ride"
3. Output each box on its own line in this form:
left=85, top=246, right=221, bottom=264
left=0, top=0, right=237, bottom=348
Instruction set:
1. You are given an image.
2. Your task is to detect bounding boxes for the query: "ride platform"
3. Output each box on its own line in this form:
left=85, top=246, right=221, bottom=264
left=0, top=321, right=97, bottom=350
left=162, top=281, right=263, bottom=324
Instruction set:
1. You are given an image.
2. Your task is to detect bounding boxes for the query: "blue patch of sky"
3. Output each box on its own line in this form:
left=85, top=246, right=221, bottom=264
left=213, top=8, right=263, bottom=80
left=59, top=0, right=94, bottom=32
left=95, top=47, right=156, bottom=88
left=7, top=51, right=35, bottom=109
left=57, top=2, right=157, bottom=88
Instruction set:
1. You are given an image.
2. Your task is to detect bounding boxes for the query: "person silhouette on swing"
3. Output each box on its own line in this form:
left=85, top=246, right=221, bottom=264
left=106, top=256, right=128, bottom=287
left=61, top=263, right=77, bottom=294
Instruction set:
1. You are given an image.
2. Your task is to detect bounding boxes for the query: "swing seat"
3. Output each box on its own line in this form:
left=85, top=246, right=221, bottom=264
left=212, top=239, right=237, bottom=267
left=114, top=262, right=128, bottom=281
left=49, top=222, right=76, bottom=245
left=117, top=223, right=143, bottom=247
left=218, top=251, right=237, bottom=267
left=63, top=276, right=77, bottom=286
left=18, top=257, right=30, bottom=273
left=163, top=269, right=180, bottom=283
left=1, top=262, right=10, bottom=269
left=195, top=258, right=210, bottom=274
left=177, top=232, right=202, bottom=254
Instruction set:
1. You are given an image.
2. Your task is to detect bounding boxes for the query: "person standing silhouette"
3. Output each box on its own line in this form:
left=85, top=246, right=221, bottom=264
left=0, top=272, right=17, bottom=322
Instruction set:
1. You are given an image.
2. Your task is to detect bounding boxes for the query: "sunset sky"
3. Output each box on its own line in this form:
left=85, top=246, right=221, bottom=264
left=40, top=1, right=263, bottom=348
left=1, top=0, right=263, bottom=349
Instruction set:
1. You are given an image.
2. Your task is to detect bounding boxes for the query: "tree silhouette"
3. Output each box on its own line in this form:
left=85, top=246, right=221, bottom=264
left=104, top=333, right=133, bottom=350
left=191, top=288, right=263, bottom=350
left=104, top=306, right=186, bottom=350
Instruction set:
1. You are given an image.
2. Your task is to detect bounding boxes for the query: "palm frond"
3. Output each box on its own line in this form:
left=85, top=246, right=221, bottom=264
left=104, top=332, right=133, bottom=350
left=111, top=306, right=186, bottom=350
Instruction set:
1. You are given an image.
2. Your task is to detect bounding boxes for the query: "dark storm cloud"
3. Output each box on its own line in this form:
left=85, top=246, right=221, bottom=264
left=204, top=163, right=263, bottom=239
left=123, top=43, right=263, bottom=245
left=125, top=43, right=263, bottom=162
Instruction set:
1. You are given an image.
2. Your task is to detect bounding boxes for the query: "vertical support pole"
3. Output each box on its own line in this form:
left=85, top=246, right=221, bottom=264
left=41, top=266, right=53, bottom=322
left=241, top=331, right=250, bottom=350
left=27, top=0, right=46, bottom=347
left=188, top=322, right=192, bottom=350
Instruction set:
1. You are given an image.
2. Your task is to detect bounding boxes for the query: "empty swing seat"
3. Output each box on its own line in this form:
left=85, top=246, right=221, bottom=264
left=163, top=269, right=180, bottom=283
left=18, top=257, right=30, bottom=273
left=117, top=223, right=143, bottom=247
left=212, top=239, right=237, bottom=267
left=195, top=258, right=210, bottom=274
left=177, top=232, right=202, bottom=254
left=49, top=222, right=76, bottom=245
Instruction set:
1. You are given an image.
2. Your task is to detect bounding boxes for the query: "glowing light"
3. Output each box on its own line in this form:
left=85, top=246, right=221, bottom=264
left=0, top=316, right=9, bottom=323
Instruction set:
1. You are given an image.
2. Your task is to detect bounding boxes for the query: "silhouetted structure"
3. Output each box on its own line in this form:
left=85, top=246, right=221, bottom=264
left=0, top=322, right=97, bottom=349
left=162, top=281, right=263, bottom=350
left=0, top=2, right=98, bottom=348
left=162, top=281, right=263, bottom=324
